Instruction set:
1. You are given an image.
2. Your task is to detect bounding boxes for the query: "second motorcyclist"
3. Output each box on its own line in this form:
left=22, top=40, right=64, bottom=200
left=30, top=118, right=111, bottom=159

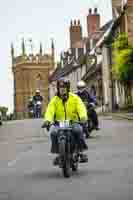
left=76, top=81, right=100, bottom=134
left=33, top=89, right=43, bottom=118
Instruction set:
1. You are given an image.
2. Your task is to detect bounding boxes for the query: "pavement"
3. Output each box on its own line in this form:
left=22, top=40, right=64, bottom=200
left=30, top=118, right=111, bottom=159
left=96, top=105, right=133, bottom=120
left=102, top=112, right=133, bottom=121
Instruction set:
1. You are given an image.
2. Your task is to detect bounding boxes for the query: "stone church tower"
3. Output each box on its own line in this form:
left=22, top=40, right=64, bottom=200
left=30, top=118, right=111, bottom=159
left=11, top=39, right=55, bottom=119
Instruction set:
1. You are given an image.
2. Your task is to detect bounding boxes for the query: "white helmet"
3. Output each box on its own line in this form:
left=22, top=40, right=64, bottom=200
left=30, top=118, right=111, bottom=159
left=36, top=89, right=40, bottom=93
left=77, top=80, right=86, bottom=89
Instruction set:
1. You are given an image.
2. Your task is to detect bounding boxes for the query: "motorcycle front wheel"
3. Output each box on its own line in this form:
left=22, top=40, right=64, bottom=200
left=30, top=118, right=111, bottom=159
left=63, top=159, right=71, bottom=178
left=59, top=139, right=71, bottom=178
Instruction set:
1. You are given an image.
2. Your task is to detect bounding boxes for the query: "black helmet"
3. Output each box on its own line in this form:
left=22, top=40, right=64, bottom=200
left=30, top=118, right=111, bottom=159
left=57, top=78, right=70, bottom=93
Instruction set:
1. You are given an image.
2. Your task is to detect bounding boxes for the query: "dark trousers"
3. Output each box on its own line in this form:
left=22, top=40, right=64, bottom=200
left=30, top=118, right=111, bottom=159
left=34, top=105, right=41, bottom=118
left=88, top=109, right=99, bottom=127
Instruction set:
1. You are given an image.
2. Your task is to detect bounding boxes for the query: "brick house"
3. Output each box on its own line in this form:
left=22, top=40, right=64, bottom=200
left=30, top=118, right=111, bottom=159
left=49, top=8, right=113, bottom=106
left=100, top=0, right=133, bottom=110
left=49, top=1, right=133, bottom=112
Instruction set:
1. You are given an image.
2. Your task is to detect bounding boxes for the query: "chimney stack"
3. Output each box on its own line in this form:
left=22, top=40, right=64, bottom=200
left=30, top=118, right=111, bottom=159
left=87, top=8, right=100, bottom=36
left=127, top=0, right=133, bottom=7
left=69, top=19, right=82, bottom=48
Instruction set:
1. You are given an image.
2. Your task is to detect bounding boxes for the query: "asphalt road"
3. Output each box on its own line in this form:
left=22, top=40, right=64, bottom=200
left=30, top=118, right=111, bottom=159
left=0, top=116, right=133, bottom=200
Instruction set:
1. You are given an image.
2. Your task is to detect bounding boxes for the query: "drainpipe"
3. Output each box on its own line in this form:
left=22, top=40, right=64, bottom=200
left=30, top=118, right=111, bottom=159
left=108, top=44, right=115, bottom=112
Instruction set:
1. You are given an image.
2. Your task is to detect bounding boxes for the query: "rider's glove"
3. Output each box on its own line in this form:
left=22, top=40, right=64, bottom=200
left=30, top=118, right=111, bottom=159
left=80, top=118, right=88, bottom=127
left=80, top=117, right=87, bottom=123
left=41, top=120, right=50, bottom=129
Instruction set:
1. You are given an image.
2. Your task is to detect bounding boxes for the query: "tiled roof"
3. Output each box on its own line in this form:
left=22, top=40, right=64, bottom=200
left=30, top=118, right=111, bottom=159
left=49, top=59, right=80, bottom=82
left=82, top=19, right=120, bottom=81
left=49, top=66, right=62, bottom=82
left=100, top=20, right=113, bottom=32
left=49, top=19, right=114, bottom=83
left=82, top=63, right=102, bottom=81
left=73, top=21, right=113, bottom=48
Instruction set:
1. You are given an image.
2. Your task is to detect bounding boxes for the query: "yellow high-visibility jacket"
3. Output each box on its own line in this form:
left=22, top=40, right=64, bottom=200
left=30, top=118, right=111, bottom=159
left=44, top=92, right=87, bottom=122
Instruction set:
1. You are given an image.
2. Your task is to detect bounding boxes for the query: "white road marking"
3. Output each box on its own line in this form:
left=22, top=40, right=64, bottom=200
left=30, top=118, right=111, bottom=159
left=8, top=148, right=33, bottom=167
left=7, top=146, right=52, bottom=167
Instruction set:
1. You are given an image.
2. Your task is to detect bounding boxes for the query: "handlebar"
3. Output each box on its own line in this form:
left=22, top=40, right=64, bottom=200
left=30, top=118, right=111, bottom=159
left=41, top=120, right=87, bottom=129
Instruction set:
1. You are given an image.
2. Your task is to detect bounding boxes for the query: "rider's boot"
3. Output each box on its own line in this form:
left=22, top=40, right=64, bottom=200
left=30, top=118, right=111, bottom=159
left=79, top=141, right=88, bottom=163
left=81, top=140, right=88, bottom=150
left=53, top=155, right=64, bottom=166
left=95, top=126, right=100, bottom=130
left=53, top=156, right=60, bottom=165
left=85, top=131, right=90, bottom=139
left=80, top=153, right=88, bottom=163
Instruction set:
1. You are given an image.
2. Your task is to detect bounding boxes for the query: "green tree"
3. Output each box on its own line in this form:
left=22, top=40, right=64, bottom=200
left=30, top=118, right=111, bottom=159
left=113, top=33, right=133, bottom=104
left=113, top=48, right=133, bottom=81
left=0, top=106, right=8, bottom=119
left=113, top=33, right=129, bottom=51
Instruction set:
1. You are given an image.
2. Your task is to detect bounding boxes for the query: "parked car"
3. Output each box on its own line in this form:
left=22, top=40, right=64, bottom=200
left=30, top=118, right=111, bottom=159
left=0, top=111, right=2, bottom=125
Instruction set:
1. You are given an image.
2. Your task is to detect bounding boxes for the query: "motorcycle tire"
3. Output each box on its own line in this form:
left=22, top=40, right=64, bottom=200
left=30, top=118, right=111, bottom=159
left=63, top=159, right=71, bottom=178
left=59, top=139, right=65, bottom=155
left=59, top=139, right=71, bottom=178
left=88, top=120, right=93, bottom=132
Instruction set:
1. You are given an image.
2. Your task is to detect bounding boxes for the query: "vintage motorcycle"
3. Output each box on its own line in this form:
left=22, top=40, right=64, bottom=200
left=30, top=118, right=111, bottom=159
left=87, top=102, right=99, bottom=135
left=34, top=101, right=42, bottom=118
left=42, top=120, right=87, bottom=178
left=28, top=107, right=34, bottom=118
left=82, top=101, right=99, bottom=138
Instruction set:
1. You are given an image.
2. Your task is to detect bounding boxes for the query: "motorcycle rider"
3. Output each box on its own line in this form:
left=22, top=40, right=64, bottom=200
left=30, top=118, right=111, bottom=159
left=42, top=78, right=88, bottom=164
left=76, top=81, right=100, bottom=132
left=33, top=89, right=43, bottom=118
left=33, top=89, right=43, bottom=103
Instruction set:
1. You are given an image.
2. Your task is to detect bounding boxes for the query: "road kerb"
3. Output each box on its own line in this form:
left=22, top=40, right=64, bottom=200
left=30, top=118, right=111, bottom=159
left=102, top=113, right=133, bottom=121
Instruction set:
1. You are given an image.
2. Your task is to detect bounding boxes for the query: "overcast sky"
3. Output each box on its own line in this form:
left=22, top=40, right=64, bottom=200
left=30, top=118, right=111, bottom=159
left=0, top=0, right=112, bottom=113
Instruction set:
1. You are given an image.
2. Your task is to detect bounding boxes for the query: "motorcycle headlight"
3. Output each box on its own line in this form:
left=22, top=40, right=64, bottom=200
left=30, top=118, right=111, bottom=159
left=59, top=120, right=69, bottom=128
